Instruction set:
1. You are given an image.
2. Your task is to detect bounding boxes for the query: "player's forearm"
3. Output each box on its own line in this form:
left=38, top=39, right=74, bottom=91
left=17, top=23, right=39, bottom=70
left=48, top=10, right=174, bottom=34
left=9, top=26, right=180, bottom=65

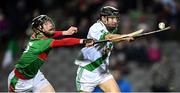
left=52, top=30, right=74, bottom=38
left=50, top=38, right=83, bottom=47
left=105, top=33, right=134, bottom=42
left=105, top=34, right=121, bottom=40
left=52, top=31, right=63, bottom=38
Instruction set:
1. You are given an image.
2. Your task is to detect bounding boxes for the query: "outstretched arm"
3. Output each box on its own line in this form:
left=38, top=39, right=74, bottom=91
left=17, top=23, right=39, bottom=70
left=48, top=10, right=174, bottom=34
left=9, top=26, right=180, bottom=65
left=51, top=31, right=63, bottom=38
left=104, top=29, right=144, bottom=42
left=50, top=38, right=94, bottom=48
left=52, top=26, right=78, bottom=38
left=105, top=33, right=134, bottom=42
left=50, top=38, right=81, bottom=47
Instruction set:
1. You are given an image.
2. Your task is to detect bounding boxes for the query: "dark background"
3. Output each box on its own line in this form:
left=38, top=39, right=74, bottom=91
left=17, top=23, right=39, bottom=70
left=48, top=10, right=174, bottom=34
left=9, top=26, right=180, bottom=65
left=0, top=0, right=180, bottom=92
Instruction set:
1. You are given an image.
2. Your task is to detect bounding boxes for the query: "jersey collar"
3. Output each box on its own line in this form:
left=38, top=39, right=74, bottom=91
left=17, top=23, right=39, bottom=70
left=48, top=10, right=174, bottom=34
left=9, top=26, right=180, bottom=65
left=31, top=33, right=47, bottom=40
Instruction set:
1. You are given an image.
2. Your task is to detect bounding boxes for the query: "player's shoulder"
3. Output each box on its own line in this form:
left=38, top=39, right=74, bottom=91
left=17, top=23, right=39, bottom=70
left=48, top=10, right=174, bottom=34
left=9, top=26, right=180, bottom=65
left=90, top=21, right=105, bottom=30
left=30, top=38, right=54, bottom=46
left=91, top=22, right=102, bottom=27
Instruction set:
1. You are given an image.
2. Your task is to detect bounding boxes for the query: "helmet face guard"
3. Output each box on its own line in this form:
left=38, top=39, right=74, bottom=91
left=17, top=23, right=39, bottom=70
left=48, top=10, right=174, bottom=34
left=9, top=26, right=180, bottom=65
left=31, top=15, right=55, bottom=33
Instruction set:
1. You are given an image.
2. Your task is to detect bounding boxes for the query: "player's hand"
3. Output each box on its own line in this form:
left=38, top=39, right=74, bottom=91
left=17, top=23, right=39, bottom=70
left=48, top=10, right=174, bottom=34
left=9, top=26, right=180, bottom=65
left=122, top=36, right=134, bottom=42
left=63, top=26, right=78, bottom=35
left=83, top=39, right=94, bottom=47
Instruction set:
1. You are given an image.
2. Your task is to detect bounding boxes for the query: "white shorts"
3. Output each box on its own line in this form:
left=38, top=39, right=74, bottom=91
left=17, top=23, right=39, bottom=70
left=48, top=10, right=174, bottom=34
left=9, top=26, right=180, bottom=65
left=8, top=70, right=51, bottom=92
left=76, top=66, right=113, bottom=92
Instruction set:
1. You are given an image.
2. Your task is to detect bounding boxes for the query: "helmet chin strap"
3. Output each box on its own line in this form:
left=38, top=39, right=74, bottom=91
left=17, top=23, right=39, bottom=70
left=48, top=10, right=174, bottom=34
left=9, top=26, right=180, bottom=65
left=36, top=25, right=44, bottom=33
left=111, top=27, right=118, bottom=34
left=102, top=21, right=118, bottom=33
left=38, top=28, right=55, bottom=37
left=34, top=25, right=46, bottom=37
left=102, top=16, right=118, bottom=33
left=107, top=26, right=117, bottom=33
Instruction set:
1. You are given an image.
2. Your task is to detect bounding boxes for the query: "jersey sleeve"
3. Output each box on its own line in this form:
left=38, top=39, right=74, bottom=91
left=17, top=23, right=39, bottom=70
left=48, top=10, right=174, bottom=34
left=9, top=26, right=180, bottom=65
left=50, top=38, right=81, bottom=48
left=88, top=23, right=109, bottom=40
left=52, top=31, right=63, bottom=38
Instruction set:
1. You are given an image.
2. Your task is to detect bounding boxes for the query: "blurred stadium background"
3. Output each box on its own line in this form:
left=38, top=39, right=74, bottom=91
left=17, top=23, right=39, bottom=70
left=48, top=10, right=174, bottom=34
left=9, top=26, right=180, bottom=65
left=0, top=0, right=180, bottom=92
